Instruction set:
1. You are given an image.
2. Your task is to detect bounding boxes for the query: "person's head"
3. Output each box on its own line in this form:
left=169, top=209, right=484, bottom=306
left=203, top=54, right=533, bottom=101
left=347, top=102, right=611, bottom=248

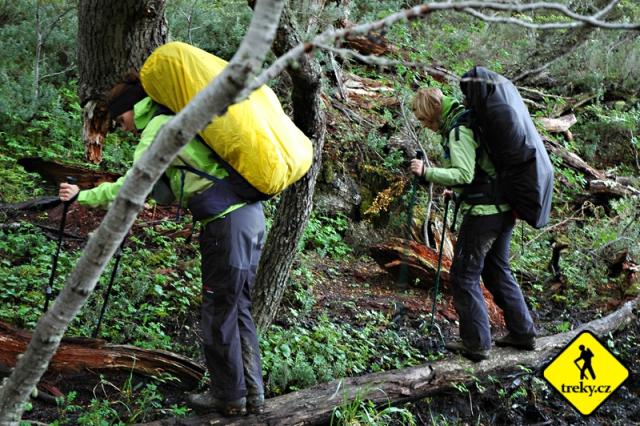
left=412, top=88, right=444, bottom=132
left=106, top=71, right=146, bottom=133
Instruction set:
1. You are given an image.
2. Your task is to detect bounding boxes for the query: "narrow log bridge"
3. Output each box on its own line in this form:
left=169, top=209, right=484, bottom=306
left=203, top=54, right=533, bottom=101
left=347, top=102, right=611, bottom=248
left=0, top=321, right=205, bottom=388
left=138, top=297, right=639, bottom=426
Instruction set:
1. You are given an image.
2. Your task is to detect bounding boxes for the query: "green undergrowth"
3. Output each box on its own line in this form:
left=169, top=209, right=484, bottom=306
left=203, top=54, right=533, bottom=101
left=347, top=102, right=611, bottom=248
left=0, top=220, right=202, bottom=356
left=261, top=310, right=427, bottom=396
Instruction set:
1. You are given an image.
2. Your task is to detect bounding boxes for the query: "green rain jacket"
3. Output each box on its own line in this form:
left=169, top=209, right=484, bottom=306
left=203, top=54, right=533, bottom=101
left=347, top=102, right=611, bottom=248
left=77, top=97, right=245, bottom=222
left=423, top=96, right=510, bottom=216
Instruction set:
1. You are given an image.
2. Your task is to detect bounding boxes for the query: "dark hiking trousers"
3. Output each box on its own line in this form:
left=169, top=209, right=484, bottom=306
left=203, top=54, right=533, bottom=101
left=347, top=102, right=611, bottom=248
left=199, top=202, right=265, bottom=401
left=451, top=211, right=536, bottom=351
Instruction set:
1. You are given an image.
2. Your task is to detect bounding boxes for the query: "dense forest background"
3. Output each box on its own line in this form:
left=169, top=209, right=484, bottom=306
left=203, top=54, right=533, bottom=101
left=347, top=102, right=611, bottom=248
left=0, top=0, right=639, bottom=424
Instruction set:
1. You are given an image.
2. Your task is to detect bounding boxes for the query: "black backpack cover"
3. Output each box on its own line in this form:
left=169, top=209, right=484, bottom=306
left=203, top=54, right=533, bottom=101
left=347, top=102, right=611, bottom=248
left=460, top=66, right=554, bottom=228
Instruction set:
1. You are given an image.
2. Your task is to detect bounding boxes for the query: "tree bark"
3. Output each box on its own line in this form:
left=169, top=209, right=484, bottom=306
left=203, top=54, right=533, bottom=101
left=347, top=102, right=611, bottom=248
left=0, top=1, right=286, bottom=422
left=252, top=3, right=327, bottom=331
left=138, top=296, right=639, bottom=426
left=77, top=0, right=168, bottom=164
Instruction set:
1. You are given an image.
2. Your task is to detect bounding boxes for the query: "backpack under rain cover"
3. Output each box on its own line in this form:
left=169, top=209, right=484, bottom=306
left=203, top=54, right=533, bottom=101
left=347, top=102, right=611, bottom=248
left=460, top=66, right=554, bottom=229
left=140, top=42, right=313, bottom=196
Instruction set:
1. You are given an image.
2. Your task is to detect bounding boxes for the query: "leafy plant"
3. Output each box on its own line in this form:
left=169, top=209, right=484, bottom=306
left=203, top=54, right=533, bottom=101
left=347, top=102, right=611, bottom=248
left=302, top=213, right=352, bottom=259
left=330, top=388, right=416, bottom=426
left=261, top=311, right=426, bottom=395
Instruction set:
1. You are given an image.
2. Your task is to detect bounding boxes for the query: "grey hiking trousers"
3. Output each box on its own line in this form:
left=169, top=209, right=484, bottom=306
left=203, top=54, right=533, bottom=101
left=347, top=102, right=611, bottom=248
left=199, top=202, right=265, bottom=401
left=450, top=211, right=536, bottom=351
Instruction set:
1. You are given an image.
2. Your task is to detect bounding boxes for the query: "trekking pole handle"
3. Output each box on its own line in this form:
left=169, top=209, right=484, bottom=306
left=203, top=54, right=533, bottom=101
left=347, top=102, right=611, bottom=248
left=64, top=176, right=78, bottom=204
left=415, top=150, right=424, bottom=160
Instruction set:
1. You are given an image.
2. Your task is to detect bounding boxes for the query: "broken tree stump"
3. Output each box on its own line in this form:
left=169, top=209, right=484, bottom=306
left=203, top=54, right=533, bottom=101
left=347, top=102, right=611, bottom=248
left=0, top=321, right=205, bottom=388
left=137, top=298, right=639, bottom=426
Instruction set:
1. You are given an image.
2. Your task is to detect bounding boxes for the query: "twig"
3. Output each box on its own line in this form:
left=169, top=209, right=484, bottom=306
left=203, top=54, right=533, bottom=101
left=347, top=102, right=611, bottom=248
left=509, top=214, right=584, bottom=262
left=328, top=50, right=347, bottom=101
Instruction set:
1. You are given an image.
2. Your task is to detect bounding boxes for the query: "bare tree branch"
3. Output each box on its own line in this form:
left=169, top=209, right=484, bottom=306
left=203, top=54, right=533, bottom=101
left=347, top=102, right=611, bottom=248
left=250, top=1, right=639, bottom=94
left=463, top=0, right=623, bottom=30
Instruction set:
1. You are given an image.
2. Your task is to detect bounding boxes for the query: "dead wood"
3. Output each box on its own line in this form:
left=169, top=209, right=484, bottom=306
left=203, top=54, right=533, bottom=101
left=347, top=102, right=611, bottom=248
left=369, top=238, right=504, bottom=327
left=543, top=138, right=640, bottom=200
left=0, top=196, right=61, bottom=212
left=539, top=114, right=577, bottom=133
left=343, top=32, right=396, bottom=56
left=543, top=138, right=606, bottom=181
left=0, top=321, right=205, bottom=388
left=138, top=298, right=639, bottom=426
left=370, top=238, right=452, bottom=286
left=17, top=157, right=121, bottom=189
left=588, top=179, right=640, bottom=198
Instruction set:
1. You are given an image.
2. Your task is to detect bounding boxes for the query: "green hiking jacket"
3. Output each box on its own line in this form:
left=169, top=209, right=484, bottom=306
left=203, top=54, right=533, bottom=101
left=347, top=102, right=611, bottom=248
left=77, top=97, right=245, bottom=221
left=423, top=96, right=510, bottom=216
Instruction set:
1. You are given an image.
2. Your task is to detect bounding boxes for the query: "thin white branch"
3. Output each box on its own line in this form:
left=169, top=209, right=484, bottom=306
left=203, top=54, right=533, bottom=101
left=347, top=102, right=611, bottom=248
left=249, top=1, right=639, bottom=95
left=317, top=43, right=456, bottom=81
left=463, top=9, right=582, bottom=29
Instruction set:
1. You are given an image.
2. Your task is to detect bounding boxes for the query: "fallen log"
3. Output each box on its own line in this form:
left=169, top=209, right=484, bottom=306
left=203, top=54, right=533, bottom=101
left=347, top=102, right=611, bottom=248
left=543, top=138, right=640, bottom=199
left=539, top=114, right=577, bottom=141
left=370, top=238, right=452, bottom=286
left=369, top=238, right=504, bottom=326
left=543, top=138, right=606, bottom=181
left=539, top=114, right=577, bottom=133
left=343, top=32, right=396, bottom=56
left=17, top=157, right=121, bottom=189
left=0, top=321, right=205, bottom=388
left=588, top=179, right=640, bottom=198
left=0, top=196, right=61, bottom=212
left=138, top=297, right=639, bottom=426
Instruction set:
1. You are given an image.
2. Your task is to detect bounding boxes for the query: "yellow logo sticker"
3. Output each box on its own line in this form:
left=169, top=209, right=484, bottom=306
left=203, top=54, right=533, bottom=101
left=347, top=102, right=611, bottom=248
left=543, top=330, right=630, bottom=416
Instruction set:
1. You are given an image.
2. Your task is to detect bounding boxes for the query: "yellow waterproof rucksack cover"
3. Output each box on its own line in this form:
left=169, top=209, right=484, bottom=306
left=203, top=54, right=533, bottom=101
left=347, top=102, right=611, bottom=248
left=140, top=41, right=313, bottom=195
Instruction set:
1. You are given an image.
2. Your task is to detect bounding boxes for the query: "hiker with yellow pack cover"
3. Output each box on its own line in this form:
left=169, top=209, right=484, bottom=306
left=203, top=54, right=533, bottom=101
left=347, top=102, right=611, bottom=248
left=59, top=42, right=313, bottom=417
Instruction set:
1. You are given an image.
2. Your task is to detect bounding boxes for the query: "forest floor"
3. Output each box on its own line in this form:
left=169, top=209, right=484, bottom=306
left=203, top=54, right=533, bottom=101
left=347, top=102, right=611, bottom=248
left=13, top=205, right=640, bottom=425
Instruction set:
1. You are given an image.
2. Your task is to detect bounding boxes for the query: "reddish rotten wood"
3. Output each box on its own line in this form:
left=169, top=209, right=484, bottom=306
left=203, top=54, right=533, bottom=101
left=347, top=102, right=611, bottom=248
left=370, top=238, right=505, bottom=327
left=0, top=321, right=205, bottom=388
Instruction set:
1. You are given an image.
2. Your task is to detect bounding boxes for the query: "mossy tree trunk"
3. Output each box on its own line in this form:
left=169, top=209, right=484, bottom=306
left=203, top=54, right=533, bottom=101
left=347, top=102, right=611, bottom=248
left=77, top=0, right=167, bottom=163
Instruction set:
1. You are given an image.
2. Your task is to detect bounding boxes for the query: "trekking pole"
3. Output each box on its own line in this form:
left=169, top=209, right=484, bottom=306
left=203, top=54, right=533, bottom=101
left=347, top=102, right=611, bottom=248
left=93, top=237, right=126, bottom=338
left=427, top=192, right=450, bottom=344
left=398, top=150, right=424, bottom=286
left=44, top=176, right=76, bottom=312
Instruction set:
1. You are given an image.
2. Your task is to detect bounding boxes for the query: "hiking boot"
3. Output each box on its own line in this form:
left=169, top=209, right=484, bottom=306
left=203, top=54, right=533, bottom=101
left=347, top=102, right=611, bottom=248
left=186, top=392, right=246, bottom=416
left=445, top=341, right=490, bottom=362
left=495, top=333, right=536, bottom=350
left=247, top=393, right=265, bottom=414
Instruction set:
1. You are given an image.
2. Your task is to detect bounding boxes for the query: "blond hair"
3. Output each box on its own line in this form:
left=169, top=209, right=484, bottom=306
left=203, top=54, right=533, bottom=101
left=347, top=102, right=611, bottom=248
left=412, top=88, right=443, bottom=128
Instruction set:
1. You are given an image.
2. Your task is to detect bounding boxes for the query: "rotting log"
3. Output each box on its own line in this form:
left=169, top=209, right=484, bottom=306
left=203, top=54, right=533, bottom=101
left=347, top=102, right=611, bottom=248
left=543, top=138, right=606, bottom=181
left=138, top=297, right=640, bottom=426
left=370, top=238, right=452, bottom=286
left=369, top=238, right=504, bottom=326
left=0, top=321, right=205, bottom=388
left=543, top=138, right=640, bottom=198
left=0, top=196, right=61, bottom=213
left=539, top=114, right=577, bottom=141
left=17, top=157, right=121, bottom=189
left=343, top=32, right=395, bottom=56
left=589, top=179, right=640, bottom=198
left=539, top=114, right=577, bottom=133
